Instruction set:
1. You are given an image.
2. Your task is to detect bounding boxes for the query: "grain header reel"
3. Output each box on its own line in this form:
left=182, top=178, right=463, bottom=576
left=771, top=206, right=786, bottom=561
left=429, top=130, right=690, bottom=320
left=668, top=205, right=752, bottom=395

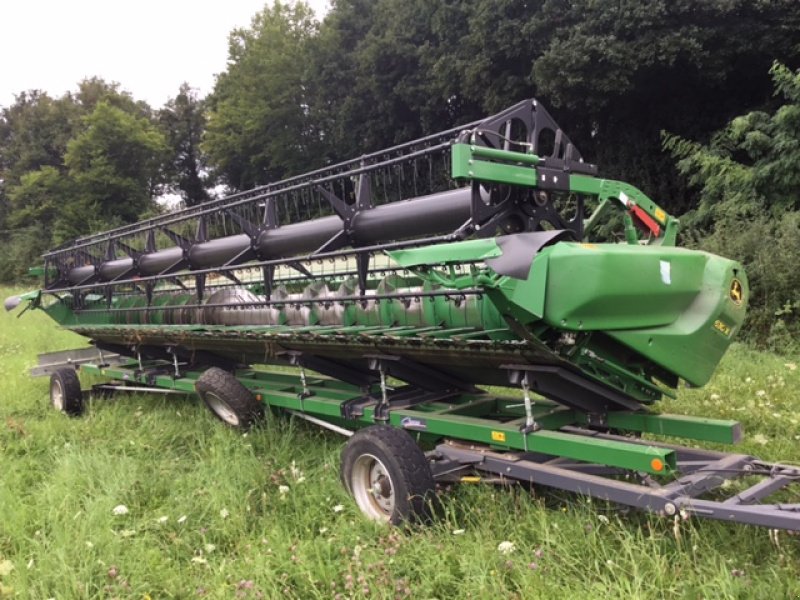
left=10, top=99, right=800, bottom=530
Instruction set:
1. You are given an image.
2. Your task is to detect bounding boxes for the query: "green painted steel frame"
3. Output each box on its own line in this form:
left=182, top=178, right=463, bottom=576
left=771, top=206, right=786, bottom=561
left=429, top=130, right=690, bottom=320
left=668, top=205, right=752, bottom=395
left=79, top=361, right=742, bottom=476
left=451, top=142, right=680, bottom=246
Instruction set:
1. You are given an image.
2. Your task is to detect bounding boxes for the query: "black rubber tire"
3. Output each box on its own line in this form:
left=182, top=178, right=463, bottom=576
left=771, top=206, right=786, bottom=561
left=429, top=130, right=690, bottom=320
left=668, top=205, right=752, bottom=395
left=195, top=367, right=264, bottom=430
left=50, top=368, right=84, bottom=416
left=340, top=425, right=436, bottom=525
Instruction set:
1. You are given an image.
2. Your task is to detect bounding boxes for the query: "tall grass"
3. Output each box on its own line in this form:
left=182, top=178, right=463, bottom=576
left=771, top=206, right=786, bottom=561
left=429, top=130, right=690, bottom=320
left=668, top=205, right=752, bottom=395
left=1, top=287, right=799, bottom=598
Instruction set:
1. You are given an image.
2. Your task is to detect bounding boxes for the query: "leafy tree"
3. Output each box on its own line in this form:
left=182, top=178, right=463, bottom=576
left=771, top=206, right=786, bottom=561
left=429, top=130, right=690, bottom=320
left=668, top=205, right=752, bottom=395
left=304, top=0, right=378, bottom=161
left=0, top=88, right=169, bottom=280
left=311, top=0, right=457, bottom=156
left=0, top=91, right=79, bottom=187
left=159, top=83, right=212, bottom=206
left=5, top=166, right=76, bottom=271
left=529, top=0, right=800, bottom=211
left=664, top=63, right=800, bottom=351
left=204, top=1, right=319, bottom=190
left=307, top=0, right=484, bottom=160
left=74, top=77, right=153, bottom=119
left=423, top=0, right=545, bottom=116
left=7, top=166, right=74, bottom=232
left=0, top=90, right=82, bottom=279
left=63, top=101, right=168, bottom=236
left=301, top=0, right=799, bottom=213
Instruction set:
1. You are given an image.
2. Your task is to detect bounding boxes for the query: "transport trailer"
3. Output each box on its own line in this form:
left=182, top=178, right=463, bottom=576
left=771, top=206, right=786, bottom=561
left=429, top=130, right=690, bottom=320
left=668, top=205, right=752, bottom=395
left=37, top=352, right=800, bottom=530
left=9, top=97, right=800, bottom=530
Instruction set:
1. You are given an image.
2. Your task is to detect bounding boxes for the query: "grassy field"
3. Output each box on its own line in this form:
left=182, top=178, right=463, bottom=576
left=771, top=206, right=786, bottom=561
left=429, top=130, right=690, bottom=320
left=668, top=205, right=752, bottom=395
left=1, top=286, right=800, bottom=599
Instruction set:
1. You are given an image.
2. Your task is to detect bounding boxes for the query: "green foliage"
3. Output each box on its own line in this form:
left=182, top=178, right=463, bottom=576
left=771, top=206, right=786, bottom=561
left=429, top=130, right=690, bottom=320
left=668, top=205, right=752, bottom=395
left=529, top=0, right=799, bottom=212
left=0, top=91, right=79, bottom=187
left=664, top=63, right=800, bottom=351
left=73, top=77, right=153, bottom=119
left=292, top=0, right=800, bottom=210
left=0, top=82, right=168, bottom=279
left=0, top=228, right=49, bottom=282
left=159, top=83, right=212, bottom=207
left=7, top=166, right=74, bottom=233
left=203, top=1, right=319, bottom=189
left=64, top=101, right=168, bottom=233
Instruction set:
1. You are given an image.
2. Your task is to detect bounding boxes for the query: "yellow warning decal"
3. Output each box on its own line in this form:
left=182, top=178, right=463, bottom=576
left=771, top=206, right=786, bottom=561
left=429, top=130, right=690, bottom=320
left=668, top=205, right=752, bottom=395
left=491, top=431, right=506, bottom=443
left=713, top=319, right=732, bottom=337
left=580, top=243, right=598, bottom=250
left=654, top=207, right=667, bottom=224
left=729, top=279, right=743, bottom=306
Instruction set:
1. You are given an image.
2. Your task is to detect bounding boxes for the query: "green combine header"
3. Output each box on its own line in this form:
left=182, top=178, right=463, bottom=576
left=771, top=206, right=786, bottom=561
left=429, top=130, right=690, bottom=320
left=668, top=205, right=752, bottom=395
left=10, top=99, right=800, bottom=530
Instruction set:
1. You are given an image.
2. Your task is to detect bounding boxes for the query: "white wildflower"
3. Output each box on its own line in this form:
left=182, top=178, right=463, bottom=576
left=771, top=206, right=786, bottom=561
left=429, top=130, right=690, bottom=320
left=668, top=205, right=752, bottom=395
left=745, top=377, right=752, bottom=383
left=597, top=514, right=610, bottom=525
left=119, top=529, right=136, bottom=538
left=278, top=485, right=290, bottom=496
left=111, top=505, right=129, bottom=516
left=756, top=390, right=766, bottom=397
left=0, top=560, right=14, bottom=577
left=191, top=556, right=207, bottom=565
left=157, top=516, right=168, bottom=524
left=204, top=544, right=216, bottom=553
left=452, top=529, right=465, bottom=535
left=177, top=515, right=187, bottom=524
left=752, top=433, right=769, bottom=446
left=785, top=363, right=797, bottom=371
left=290, top=460, right=303, bottom=480
left=497, top=541, right=515, bottom=555
left=85, top=541, right=94, bottom=548
left=219, top=508, right=230, bottom=519
left=332, top=504, right=345, bottom=513
left=710, top=393, right=720, bottom=401
left=318, top=527, right=328, bottom=535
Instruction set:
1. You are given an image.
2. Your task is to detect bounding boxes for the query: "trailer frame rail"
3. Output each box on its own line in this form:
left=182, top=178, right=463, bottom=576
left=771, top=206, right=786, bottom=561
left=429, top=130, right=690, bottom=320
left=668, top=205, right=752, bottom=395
left=43, top=351, right=800, bottom=532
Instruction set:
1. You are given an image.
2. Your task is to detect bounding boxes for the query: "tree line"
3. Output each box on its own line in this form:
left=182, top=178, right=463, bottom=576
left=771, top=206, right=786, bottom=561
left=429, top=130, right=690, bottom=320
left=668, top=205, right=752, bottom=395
left=1, top=0, right=798, bottom=348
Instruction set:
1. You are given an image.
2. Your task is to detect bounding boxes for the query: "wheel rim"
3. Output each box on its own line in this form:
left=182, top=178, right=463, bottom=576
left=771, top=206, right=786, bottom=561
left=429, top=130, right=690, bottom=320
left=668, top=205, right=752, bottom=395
left=351, top=453, right=395, bottom=521
left=204, top=392, right=240, bottom=426
left=51, top=379, right=65, bottom=411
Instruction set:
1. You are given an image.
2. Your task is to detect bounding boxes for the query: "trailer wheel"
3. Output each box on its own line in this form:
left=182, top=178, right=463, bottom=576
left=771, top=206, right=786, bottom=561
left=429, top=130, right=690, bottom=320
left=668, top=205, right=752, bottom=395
left=195, top=367, right=264, bottom=430
left=50, top=368, right=84, bottom=416
left=340, top=425, right=436, bottom=525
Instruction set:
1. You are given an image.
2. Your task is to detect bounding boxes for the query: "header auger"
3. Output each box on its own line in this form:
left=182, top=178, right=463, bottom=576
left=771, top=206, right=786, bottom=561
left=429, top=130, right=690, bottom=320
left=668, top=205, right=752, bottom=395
left=11, top=99, right=800, bottom=531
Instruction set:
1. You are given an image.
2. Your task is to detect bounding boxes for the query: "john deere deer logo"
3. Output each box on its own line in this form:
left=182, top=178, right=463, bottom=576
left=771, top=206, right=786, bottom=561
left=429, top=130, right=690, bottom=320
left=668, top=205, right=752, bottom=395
left=730, top=279, right=743, bottom=306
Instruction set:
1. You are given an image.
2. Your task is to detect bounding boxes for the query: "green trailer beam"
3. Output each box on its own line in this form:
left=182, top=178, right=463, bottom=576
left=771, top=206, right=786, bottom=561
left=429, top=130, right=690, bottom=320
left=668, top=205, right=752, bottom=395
left=601, top=411, right=743, bottom=445
left=82, top=361, right=677, bottom=475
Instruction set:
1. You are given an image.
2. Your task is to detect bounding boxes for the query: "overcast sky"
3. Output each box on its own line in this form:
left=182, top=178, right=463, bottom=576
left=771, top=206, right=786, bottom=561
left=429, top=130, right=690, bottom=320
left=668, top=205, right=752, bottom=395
left=0, top=0, right=330, bottom=110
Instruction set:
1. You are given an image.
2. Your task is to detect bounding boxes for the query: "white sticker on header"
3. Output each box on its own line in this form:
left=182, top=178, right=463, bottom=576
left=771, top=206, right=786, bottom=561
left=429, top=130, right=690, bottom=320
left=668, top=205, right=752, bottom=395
left=660, top=260, right=671, bottom=285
